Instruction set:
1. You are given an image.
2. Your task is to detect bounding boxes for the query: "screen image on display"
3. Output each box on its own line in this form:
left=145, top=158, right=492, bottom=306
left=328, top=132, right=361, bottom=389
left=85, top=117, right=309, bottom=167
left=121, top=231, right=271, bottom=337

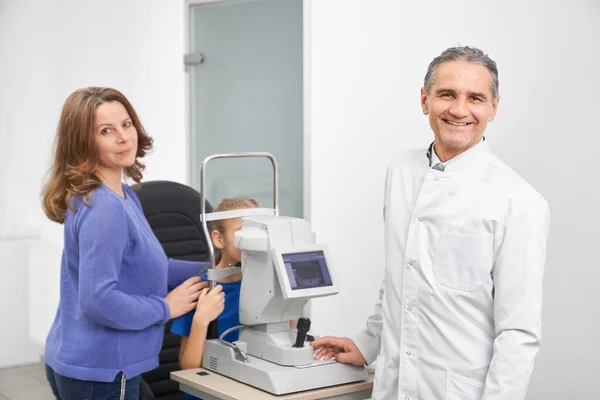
left=282, top=251, right=333, bottom=290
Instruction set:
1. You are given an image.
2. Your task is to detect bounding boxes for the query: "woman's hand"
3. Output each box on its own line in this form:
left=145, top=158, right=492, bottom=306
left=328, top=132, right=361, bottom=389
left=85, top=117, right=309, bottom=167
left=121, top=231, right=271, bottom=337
left=164, top=276, right=208, bottom=319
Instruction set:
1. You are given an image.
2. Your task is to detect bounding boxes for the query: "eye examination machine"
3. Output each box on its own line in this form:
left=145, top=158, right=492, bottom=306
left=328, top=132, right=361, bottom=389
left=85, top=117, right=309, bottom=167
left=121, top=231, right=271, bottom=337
left=197, top=153, right=368, bottom=395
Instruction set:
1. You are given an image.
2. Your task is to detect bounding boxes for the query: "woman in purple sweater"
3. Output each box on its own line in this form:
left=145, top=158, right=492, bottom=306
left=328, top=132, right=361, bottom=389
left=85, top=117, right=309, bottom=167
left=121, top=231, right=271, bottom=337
left=40, top=87, right=225, bottom=400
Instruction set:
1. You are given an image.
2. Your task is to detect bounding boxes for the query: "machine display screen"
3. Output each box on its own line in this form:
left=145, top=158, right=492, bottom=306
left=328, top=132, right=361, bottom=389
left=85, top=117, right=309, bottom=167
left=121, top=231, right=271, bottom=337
left=282, top=251, right=333, bottom=290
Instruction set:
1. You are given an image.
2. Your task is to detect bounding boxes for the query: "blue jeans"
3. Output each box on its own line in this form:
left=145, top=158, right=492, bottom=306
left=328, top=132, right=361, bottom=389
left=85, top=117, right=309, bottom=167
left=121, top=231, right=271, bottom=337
left=45, top=365, right=140, bottom=400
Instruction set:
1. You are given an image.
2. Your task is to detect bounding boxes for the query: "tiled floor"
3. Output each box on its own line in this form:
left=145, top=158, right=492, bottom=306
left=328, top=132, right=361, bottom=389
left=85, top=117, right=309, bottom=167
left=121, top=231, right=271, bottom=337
left=0, top=363, right=55, bottom=400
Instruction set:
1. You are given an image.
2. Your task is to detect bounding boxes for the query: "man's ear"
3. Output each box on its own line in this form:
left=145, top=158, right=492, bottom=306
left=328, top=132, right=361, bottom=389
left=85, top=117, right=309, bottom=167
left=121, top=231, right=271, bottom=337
left=421, top=87, right=429, bottom=115
left=489, top=95, right=500, bottom=122
left=211, top=229, right=225, bottom=250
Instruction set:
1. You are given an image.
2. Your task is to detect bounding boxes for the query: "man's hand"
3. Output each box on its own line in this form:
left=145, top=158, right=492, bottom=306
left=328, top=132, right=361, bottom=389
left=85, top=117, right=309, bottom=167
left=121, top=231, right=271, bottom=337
left=311, top=336, right=367, bottom=366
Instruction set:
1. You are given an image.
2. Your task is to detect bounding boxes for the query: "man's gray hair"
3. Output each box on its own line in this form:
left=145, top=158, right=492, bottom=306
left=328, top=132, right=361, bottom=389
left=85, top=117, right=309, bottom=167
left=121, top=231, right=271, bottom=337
left=424, top=46, right=499, bottom=99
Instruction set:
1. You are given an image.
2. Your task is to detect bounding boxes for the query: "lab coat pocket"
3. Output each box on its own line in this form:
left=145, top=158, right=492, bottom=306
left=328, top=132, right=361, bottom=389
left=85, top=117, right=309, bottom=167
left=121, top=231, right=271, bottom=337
left=434, top=233, right=493, bottom=292
left=370, top=355, right=388, bottom=400
left=445, top=371, right=484, bottom=400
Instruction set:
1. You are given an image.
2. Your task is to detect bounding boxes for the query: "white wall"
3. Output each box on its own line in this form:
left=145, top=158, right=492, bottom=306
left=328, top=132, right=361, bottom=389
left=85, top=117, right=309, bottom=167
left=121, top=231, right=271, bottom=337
left=1, top=0, right=599, bottom=398
left=307, top=1, right=600, bottom=400
left=0, top=0, right=188, bottom=366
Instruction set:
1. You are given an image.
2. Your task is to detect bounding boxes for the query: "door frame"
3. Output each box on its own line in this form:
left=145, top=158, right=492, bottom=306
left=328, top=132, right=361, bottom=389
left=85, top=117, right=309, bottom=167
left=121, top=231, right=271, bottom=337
left=183, top=0, right=312, bottom=221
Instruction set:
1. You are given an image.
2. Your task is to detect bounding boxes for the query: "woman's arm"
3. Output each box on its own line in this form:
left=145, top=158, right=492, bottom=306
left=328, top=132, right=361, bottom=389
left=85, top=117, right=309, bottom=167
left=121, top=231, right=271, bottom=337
left=126, top=186, right=208, bottom=291
left=78, top=193, right=170, bottom=330
left=167, top=259, right=208, bottom=290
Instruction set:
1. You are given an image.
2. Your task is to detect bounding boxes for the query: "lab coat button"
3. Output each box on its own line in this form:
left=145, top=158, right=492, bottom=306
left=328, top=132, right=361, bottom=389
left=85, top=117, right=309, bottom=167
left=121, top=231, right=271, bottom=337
left=418, top=216, right=423, bottom=221
left=408, top=261, right=414, bottom=266
left=406, top=351, right=411, bottom=356
left=407, top=307, right=412, bottom=311
left=435, top=177, right=440, bottom=181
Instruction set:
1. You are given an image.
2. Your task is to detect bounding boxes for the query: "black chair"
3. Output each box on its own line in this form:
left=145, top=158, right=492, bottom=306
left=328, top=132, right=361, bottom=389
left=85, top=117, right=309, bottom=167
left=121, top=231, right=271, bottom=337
left=131, top=181, right=213, bottom=400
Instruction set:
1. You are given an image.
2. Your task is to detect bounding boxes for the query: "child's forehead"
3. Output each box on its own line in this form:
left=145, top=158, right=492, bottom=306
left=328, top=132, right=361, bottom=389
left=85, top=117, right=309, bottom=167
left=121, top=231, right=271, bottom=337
left=222, top=216, right=243, bottom=228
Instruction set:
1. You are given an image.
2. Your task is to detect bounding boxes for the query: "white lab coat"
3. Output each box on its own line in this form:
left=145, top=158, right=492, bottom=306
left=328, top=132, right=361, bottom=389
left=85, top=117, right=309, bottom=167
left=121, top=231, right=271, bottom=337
left=353, top=141, right=549, bottom=400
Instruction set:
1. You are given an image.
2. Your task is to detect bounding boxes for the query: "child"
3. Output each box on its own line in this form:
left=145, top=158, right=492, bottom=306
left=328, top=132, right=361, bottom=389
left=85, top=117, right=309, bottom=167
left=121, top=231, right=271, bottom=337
left=171, top=197, right=259, bottom=398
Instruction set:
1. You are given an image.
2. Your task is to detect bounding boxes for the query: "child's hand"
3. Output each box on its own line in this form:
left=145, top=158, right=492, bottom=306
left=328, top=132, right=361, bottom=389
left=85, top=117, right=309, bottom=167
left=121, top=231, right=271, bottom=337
left=164, top=277, right=208, bottom=319
left=193, top=285, right=225, bottom=328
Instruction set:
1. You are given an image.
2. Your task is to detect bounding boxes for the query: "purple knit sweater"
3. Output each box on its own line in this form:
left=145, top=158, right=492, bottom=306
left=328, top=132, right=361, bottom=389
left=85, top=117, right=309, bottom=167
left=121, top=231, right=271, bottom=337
left=44, top=183, right=202, bottom=382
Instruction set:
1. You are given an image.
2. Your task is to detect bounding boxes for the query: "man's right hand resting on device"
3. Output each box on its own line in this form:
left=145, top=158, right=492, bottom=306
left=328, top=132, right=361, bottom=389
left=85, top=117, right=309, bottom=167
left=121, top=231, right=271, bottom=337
left=311, top=336, right=367, bottom=366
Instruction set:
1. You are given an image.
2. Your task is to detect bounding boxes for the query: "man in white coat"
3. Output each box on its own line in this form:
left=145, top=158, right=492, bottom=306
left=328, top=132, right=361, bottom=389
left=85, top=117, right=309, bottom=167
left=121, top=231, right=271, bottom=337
left=312, top=46, right=550, bottom=400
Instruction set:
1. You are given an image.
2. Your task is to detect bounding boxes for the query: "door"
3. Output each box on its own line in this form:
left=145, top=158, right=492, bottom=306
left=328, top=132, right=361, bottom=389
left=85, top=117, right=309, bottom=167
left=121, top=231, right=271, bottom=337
left=187, top=0, right=304, bottom=217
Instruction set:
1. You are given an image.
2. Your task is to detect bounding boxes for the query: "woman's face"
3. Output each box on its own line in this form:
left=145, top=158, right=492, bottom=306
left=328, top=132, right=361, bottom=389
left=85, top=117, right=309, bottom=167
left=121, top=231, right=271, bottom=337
left=94, top=101, right=138, bottom=174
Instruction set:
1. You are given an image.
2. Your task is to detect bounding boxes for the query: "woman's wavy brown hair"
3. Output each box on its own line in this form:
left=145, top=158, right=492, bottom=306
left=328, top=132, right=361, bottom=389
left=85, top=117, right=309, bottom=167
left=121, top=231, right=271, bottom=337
left=41, top=87, right=153, bottom=223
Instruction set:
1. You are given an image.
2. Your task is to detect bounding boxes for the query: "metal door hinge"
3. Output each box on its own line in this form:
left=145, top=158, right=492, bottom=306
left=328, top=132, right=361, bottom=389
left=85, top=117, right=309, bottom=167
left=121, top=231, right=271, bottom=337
left=184, top=52, right=205, bottom=66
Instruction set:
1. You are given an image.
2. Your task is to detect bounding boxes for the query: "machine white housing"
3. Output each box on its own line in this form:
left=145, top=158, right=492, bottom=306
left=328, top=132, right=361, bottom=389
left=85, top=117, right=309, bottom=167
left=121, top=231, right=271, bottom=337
left=235, top=215, right=339, bottom=325
left=202, top=214, right=367, bottom=395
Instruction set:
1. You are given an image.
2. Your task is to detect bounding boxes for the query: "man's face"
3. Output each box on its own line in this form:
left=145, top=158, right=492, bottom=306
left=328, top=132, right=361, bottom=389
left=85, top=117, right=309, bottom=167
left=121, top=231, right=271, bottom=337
left=421, top=60, right=499, bottom=158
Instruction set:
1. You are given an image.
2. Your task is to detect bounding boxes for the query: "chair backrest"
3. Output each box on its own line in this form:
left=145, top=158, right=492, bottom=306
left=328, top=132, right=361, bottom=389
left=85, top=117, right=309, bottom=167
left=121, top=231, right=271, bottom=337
left=131, top=180, right=213, bottom=400
left=132, top=180, right=213, bottom=261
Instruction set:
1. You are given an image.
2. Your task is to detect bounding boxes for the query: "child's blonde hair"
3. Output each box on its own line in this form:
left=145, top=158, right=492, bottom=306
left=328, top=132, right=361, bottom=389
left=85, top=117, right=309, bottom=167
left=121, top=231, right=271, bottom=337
left=211, top=197, right=260, bottom=233
left=210, top=197, right=259, bottom=264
